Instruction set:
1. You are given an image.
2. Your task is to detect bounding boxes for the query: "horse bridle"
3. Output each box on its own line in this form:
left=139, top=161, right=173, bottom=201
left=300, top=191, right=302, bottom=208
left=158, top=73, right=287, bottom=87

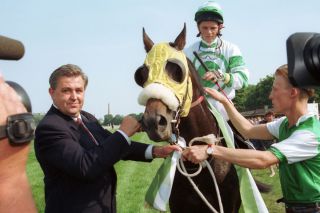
left=170, top=74, right=206, bottom=146
left=172, top=87, right=224, bottom=213
left=170, top=91, right=222, bottom=148
left=170, top=74, right=193, bottom=145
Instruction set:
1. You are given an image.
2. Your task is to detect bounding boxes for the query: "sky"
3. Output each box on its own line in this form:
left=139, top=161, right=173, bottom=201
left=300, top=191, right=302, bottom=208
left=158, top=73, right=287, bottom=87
left=1, top=0, right=320, bottom=119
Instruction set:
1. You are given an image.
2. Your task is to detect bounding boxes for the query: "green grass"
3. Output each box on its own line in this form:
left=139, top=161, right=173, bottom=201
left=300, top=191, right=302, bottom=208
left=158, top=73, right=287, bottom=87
left=252, top=169, right=285, bottom=212
left=26, top=142, right=45, bottom=212
left=26, top=132, right=285, bottom=212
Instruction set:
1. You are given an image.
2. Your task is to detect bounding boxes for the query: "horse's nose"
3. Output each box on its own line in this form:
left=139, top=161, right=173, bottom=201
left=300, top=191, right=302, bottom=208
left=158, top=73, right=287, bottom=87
left=143, top=98, right=173, bottom=141
left=158, top=114, right=167, bottom=127
left=144, top=114, right=168, bottom=130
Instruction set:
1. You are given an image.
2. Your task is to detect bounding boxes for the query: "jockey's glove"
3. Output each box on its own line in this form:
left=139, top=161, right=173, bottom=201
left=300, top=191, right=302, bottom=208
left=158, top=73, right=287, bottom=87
left=223, top=73, right=231, bottom=84
left=211, top=70, right=231, bottom=85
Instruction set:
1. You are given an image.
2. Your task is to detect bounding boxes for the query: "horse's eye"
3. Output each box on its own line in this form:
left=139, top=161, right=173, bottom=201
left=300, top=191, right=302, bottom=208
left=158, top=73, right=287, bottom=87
left=134, top=65, right=149, bottom=87
left=165, top=61, right=185, bottom=83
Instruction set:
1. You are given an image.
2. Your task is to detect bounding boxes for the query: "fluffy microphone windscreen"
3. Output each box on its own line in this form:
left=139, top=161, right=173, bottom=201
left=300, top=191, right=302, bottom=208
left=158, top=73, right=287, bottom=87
left=0, top=35, right=25, bottom=60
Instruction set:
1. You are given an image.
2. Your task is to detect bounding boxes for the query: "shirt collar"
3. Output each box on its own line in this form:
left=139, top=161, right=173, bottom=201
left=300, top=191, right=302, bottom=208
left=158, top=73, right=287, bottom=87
left=72, top=115, right=81, bottom=122
left=295, top=112, right=317, bottom=126
left=200, top=37, right=218, bottom=48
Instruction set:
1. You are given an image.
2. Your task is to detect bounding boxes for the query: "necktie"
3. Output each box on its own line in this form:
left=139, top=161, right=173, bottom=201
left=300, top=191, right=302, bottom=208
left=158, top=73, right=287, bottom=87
left=77, top=118, right=99, bottom=146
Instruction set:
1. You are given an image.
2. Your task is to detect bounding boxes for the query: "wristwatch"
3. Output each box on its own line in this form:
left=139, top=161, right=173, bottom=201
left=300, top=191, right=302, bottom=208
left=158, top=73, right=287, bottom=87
left=0, top=113, right=35, bottom=145
left=206, top=144, right=214, bottom=155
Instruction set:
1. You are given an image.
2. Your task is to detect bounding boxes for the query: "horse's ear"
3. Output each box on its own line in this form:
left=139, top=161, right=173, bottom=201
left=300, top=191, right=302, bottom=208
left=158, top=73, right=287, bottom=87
left=173, top=23, right=186, bottom=51
left=143, top=28, right=154, bottom=53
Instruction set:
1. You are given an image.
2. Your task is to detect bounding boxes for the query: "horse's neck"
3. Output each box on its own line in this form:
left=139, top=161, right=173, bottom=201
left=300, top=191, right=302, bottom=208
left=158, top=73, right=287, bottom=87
left=181, top=63, right=220, bottom=143
left=179, top=101, right=219, bottom=144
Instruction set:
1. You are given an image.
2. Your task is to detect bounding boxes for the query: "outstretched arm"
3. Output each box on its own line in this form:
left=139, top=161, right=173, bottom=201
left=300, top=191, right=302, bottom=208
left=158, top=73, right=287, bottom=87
left=152, top=145, right=182, bottom=158
left=204, top=87, right=273, bottom=140
left=183, top=144, right=279, bottom=169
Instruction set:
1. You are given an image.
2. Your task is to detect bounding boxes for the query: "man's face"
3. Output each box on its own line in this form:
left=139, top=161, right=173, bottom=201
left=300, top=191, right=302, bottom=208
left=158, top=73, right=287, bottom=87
left=269, top=75, right=292, bottom=114
left=49, top=76, right=85, bottom=117
left=198, top=21, right=220, bottom=44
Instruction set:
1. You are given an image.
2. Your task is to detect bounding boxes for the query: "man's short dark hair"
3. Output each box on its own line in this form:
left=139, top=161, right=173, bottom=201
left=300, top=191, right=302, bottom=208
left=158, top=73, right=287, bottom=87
left=49, top=64, right=88, bottom=89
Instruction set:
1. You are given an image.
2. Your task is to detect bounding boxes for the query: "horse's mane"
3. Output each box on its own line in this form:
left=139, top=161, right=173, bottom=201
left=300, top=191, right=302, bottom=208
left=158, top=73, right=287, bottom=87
left=186, top=57, right=206, bottom=98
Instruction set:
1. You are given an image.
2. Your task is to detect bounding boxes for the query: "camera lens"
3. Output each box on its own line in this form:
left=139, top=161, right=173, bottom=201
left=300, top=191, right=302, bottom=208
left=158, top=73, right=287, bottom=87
left=287, top=33, right=320, bottom=88
left=304, top=34, right=320, bottom=81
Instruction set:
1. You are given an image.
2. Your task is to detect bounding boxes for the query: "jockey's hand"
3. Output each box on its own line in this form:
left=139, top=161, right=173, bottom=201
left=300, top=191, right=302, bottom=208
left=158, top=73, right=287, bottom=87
left=182, top=145, right=209, bottom=164
left=203, top=71, right=230, bottom=84
left=204, top=87, right=227, bottom=103
left=203, top=70, right=224, bottom=83
left=152, top=145, right=182, bottom=158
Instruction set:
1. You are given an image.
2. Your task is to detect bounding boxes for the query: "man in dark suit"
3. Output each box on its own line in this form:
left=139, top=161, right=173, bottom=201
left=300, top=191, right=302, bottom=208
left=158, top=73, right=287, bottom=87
left=35, top=64, right=180, bottom=213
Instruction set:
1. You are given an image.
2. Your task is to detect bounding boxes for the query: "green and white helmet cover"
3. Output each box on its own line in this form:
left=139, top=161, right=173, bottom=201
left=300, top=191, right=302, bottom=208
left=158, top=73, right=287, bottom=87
left=195, top=1, right=224, bottom=23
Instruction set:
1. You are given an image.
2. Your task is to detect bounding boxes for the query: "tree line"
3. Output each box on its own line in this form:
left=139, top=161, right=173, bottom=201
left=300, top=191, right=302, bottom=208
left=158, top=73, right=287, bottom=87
left=233, top=75, right=320, bottom=112
left=32, top=112, right=144, bottom=127
left=102, top=113, right=144, bottom=126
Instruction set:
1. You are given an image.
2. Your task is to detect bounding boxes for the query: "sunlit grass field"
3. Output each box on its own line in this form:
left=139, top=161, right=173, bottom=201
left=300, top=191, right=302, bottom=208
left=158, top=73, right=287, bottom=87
left=26, top=132, right=284, bottom=212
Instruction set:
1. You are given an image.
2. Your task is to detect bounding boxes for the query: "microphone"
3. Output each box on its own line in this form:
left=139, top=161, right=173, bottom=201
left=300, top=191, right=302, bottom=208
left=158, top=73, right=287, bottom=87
left=0, top=35, right=25, bottom=60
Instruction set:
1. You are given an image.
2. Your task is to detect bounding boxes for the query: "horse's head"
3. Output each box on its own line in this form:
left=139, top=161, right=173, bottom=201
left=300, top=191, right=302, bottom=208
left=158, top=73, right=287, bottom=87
left=134, top=24, right=193, bottom=142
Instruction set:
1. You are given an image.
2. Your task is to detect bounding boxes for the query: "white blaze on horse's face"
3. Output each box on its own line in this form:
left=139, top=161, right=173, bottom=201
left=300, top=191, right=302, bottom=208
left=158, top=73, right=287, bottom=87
left=137, top=43, right=193, bottom=117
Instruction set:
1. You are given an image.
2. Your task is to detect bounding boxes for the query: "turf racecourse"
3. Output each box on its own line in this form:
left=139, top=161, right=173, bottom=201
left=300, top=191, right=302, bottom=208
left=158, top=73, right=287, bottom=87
left=26, top=132, right=284, bottom=212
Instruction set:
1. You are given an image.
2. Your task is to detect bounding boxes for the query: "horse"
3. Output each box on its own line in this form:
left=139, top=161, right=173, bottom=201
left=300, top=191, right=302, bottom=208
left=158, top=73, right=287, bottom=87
left=134, top=24, right=266, bottom=213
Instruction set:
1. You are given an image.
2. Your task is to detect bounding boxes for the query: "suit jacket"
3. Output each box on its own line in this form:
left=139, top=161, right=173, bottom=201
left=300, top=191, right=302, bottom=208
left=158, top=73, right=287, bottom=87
left=34, top=106, right=151, bottom=213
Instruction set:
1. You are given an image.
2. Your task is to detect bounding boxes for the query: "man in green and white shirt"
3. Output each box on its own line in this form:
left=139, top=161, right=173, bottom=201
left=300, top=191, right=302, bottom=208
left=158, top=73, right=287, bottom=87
left=268, top=113, right=320, bottom=205
left=185, top=1, right=249, bottom=120
left=183, top=64, right=320, bottom=212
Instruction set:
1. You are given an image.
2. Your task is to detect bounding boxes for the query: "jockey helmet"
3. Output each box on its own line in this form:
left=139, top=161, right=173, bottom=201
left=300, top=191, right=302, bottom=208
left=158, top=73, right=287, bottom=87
left=195, top=1, right=224, bottom=24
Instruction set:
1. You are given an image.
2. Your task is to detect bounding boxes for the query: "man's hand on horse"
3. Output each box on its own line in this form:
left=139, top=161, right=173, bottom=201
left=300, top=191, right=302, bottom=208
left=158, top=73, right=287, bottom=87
left=182, top=145, right=210, bottom=164
left=152, top=145, right=182, bottom=158
left=119, top=115, right=141, bottom=137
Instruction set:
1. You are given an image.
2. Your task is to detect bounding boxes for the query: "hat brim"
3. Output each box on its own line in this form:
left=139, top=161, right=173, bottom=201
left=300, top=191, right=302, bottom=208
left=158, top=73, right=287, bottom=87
left=195, top=12, right=223, bottom=24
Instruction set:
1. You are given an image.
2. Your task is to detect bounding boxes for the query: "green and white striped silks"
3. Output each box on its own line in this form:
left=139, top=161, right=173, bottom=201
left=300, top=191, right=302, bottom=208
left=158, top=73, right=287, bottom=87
left=207, top=102, right=268, bottom=213
left=145, top=151, right=180, bottom=211
left=145, top=137, right=186, bottom=211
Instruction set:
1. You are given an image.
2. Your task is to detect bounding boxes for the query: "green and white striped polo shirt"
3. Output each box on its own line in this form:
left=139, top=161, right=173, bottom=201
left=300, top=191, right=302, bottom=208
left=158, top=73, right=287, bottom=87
left=267, top=113, right=320, bottom=203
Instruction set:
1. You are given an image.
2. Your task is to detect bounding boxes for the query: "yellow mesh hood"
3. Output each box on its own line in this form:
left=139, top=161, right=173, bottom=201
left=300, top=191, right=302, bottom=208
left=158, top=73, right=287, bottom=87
left=143, top=43, right=192, bottom=117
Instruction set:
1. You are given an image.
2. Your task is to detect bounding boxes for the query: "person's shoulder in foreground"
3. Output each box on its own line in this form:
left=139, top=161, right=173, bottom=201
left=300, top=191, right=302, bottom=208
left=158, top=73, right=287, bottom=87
left=0, top=72, right=37, bottom=212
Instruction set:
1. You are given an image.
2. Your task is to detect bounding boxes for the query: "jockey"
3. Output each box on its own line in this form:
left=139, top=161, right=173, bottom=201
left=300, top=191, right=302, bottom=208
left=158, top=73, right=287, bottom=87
left=185, top=1, right=249, bottom=121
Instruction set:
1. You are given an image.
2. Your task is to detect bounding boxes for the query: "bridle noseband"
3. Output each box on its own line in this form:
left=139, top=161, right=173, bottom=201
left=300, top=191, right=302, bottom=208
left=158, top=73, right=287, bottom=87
left=170, top=91, right=205, bottom=145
